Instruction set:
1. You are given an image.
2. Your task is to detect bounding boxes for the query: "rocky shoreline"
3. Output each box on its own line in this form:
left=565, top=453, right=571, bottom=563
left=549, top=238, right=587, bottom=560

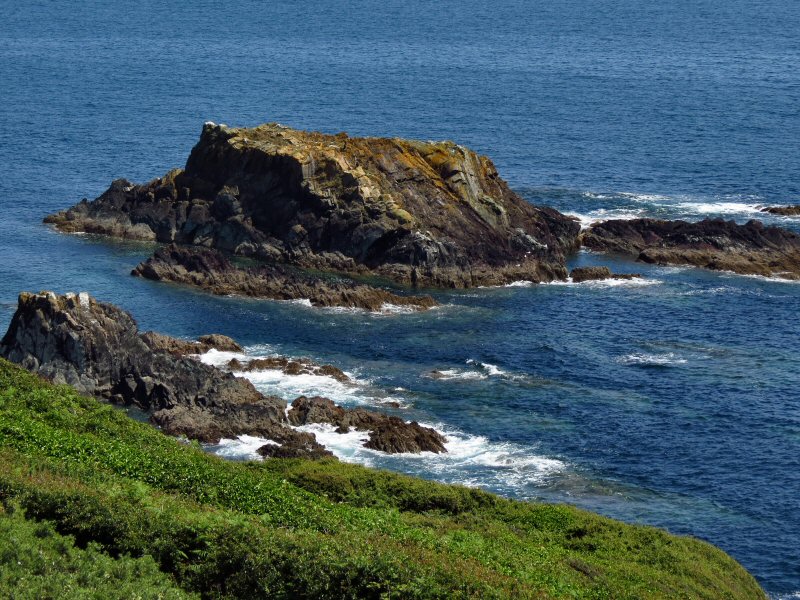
left=0, top=291, right=446, bottom=458
left=133, top=244, right=438, bottom=311
left=582, top=217, right=800, bottom=280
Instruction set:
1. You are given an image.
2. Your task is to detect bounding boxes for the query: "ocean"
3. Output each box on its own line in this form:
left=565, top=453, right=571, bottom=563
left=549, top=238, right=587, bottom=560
left=1, top=0, right=798, bottom=596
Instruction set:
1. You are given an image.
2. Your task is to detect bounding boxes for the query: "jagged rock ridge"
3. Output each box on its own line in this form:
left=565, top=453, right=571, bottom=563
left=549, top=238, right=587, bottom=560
left=45, top=122, right=581, bottom=287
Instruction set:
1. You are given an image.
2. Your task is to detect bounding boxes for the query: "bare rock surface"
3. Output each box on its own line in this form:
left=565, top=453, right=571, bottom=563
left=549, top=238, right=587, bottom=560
left=133, top=244, right=438, bottom=311
left=581, top=218, right=800, bottom=280
left=46, top=122, right=580, bottom=287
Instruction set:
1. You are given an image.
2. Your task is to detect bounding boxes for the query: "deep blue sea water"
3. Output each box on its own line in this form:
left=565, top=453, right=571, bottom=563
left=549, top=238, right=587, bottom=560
left=1, top=1, right=799, bottom=596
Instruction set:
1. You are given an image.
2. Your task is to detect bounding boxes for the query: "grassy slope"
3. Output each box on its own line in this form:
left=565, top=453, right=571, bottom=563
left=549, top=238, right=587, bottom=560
left=0, top=505, right=194, bottom=599
left=0, top=359, right=765, bottom=599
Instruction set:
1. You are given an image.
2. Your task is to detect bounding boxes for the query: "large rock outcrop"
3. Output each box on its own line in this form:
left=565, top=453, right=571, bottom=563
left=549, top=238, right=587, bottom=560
left=45, top=122, right=580, bottom=287
left=582, top=218, right=800, bottom=279
left=0, top=292, right=445, bottom=456
left=132, top=244, right=438, bottom=311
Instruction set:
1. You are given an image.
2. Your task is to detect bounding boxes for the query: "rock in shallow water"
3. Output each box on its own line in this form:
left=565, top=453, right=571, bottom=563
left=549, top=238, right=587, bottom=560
left=581, top=218, right=800, bottom=279
left=45, top=122, right=581, bottom=288
left=761, top=205, right=800, bottom=216
left=569, top=266, right=640, bottom=283
left=140, top=331, right=243, bottom=356
left=287, top=396, right=447, bottom=454
left=132, top=243, right=438, bottom=311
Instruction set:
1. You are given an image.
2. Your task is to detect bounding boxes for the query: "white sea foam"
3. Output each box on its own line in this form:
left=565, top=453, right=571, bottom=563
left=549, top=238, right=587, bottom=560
left=617, top=353, right=688, bottom=367
left=199, top=348, right=248, bottom=365
left=504, top=280, right=535, bottom=287
left=289, top=298, right=314, bottom=307
left=431, top=368, right=487, bottom=381
left=431, top=360, right=534, bottom=383
left=279, top=298, right=434, bottom=316
left=241, top=368, right=367, bottom=405
left=581, top=191, right=670, bottom=203
left=674, top=201, right=764, bottom=216
left=466, top=359, right=506, bottom=377
left=676, top=285, right=735, bottom=297
left=619, top=192, right=671, bottom=202
left=543, top=277, right=661, bottom=288
left=719, top=271, right=800, bottom=284
left=211, top=435, right=278, bottom=461
left=291, top=422, right=566, bottom=488
left=199, top=347, right=411, bottom=410
left=379, top=303, right=419, bottom=314
left=566, top=208, right=646, bottom=229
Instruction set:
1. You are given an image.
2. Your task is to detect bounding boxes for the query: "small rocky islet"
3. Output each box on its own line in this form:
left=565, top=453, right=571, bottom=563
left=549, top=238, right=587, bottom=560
left=760, top=204, right=800, bottom=216
left=45, top=121, right=582, bottom=289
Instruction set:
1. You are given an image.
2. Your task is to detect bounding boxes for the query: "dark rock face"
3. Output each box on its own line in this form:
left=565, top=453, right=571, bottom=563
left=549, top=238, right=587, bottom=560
left=582, top=218, right=800, bottom=280
left=761, top=205, right=800, bottom=217
left=132, top=244, right=438, bottom=312
left=287, top=396, right=447, bottom=454
left=0, top=292, right=444, bottom=457
left=46, top=122, right=581, bottom=287
left=0, top=291, right=298, bottom=444
left=569, top=266, right=640, bottom=283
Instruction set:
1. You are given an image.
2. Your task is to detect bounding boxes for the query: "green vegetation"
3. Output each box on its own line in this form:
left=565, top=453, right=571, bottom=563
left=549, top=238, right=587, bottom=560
left=0, top=358, right=765, bottom=599
left=0, top=504, right=193, bottom=599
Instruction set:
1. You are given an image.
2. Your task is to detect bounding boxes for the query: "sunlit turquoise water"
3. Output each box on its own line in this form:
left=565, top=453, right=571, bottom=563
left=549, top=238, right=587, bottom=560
left=1, top=1, right=799, bottom=595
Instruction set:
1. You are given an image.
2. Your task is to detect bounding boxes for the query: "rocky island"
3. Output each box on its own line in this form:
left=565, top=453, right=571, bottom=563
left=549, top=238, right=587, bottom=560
left=582, top=217, right=800, bottom=279
left=46, top=122, right=581, bottom=288
left=0, top=291, right=446, bottom=456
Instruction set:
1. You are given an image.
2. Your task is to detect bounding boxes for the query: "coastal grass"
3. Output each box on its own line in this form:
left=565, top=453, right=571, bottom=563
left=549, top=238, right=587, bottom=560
left=0, top=358, right=766, bottom=599
left=0, top=504, right=193, bottom=599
